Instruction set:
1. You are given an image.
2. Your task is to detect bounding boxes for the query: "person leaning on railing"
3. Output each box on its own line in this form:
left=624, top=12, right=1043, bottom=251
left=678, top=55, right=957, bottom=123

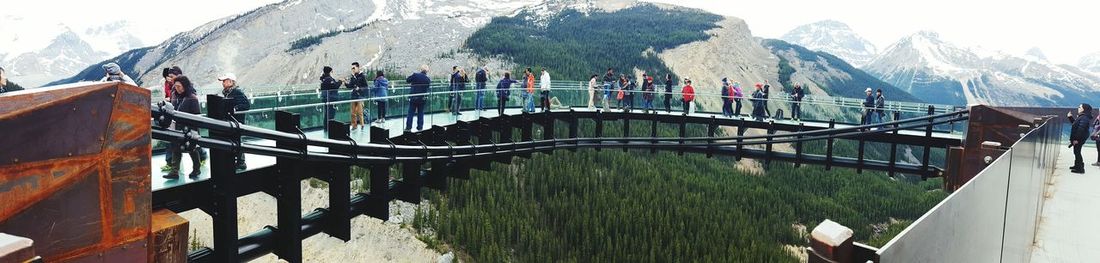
left=496, top=71, right=518, bottom=116
left=166, top=75, right=203, bottom=179
left=405, top=65, right=431, bottom=132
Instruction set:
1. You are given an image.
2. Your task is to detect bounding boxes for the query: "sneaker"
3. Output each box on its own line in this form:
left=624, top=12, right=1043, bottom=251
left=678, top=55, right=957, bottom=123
left=200, top=159, right=207, bottom=168
left=160, top=164, right=173, bottom=172
left=163, top=172, right=179, bottom=179
left=235, top=163, right=247, bottom=172
left=1092, top=162, right=1100, bottom=167
left=1071, top=168, right=1085, bottom=174
left=188, top=170, right=201, bottom=178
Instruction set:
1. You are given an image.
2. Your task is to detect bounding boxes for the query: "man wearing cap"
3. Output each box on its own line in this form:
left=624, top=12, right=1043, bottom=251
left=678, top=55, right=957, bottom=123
left=219, top=73, right=251, bottom=171
left=862, top=87, right=875, bottom=127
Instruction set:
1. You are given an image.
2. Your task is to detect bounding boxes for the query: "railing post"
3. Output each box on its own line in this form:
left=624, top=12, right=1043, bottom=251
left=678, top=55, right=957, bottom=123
left=568, top=110, right=579, bottom=152
left=542, top=112, right=555, bottom=141
left=622, top=115, right=630, bottom=153
left=651, top=114, right=659, bottom=154
left=826, top=119, right=835, bottom=171
left=595, top=110, right=604, bottom=151
left=889, top=111, right=900, bottom=177
left=736, top=118, right=744, bottom=161
left=367, top=126, right=391, bottom=220
left=206, top=95, right=239, bottom=263
left=796, top=123, right=804, bottom=167
left=766, top=120, right=775, bottom=168
left=922, top=105, right=935, bottom=179
left=521, top=112, right=533, bottom=142
left=706, top=117, right=717, bottom=158
left=273, top=111, right=304, bottom=263
left=324, top=119, right=352, bottom=242
left=857, top=133, right=865, bottom=174
left=678, top=114, right=686, bottom=156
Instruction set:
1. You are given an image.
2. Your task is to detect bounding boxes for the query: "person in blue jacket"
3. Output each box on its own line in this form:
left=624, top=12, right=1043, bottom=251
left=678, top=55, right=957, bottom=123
left=475, top=66, right=489, bottom=113
left=372, top=70, right=389, bottom=124
left=405, top=65, right=431, bottom=132
left=496, top=72, right=518, bottom=116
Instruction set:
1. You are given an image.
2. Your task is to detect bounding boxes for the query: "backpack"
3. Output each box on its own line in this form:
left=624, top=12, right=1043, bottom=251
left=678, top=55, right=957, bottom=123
left=617, top=89, right=625, bottom=100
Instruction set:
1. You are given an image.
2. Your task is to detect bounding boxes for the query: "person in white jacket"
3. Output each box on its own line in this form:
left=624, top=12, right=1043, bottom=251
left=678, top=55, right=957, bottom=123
left=540, top=68, right=551, bottom=112
left=587, top=75, right=598, bottom=109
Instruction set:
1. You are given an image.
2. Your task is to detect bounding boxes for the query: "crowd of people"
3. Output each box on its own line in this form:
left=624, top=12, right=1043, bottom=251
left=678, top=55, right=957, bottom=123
left=60, top=61, right=902, bottom=178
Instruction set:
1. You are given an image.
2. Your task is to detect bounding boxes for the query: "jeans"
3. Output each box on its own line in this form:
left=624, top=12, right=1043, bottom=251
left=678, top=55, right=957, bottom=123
left=734, top=98, right=742, bottom=116
left=475, top=82, right=486, bottom=111
left=664, top=94, right=672, bottom=113
left=321, top=90, right=339, bottom=129
left=791, top=101, right=801, bottom=119
left=168, top=141, right=201, bottom=176
left=644, top=99, right=654, bottom=111
left=523, top=92, right=535, bottom=112
left=376, top=100, right=387, bottom=122
left=1073, top=143, right=1084, bottom=169
left=722, top=100, right=732, bottom=117
left=405, top=98, right=425, bottom=131
left=540, top=90, right=551, bottom=112
left=451, top=92, right=462, bottom=113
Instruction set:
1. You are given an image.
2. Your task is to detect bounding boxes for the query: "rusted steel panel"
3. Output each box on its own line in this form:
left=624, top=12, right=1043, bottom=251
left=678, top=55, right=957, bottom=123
left=949, top=105, right=1032, bottom=191
left=0, top=82, right=152, bottom=262
left=150, top=209, right=188, bottom=263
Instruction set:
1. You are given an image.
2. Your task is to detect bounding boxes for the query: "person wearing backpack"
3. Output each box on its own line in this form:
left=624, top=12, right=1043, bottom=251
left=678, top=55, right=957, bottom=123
left=721, top=78, right=733, bottom=118
left=497, top=72, right=518, bottom=115
left=100, top=62, right=136, bottom=85
left=682, top=79, right=696, bottom=115
left=475, top=66, right=489, bottom=113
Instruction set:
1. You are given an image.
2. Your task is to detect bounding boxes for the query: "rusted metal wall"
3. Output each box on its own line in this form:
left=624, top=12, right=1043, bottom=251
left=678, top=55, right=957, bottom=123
left=0, top=82, right=151, bottom=262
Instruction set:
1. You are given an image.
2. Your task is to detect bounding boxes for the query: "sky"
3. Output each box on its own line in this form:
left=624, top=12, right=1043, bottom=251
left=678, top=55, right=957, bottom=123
left=643, top=0, right=1100, bottom=65
left=1, top=0, right=1098, bottom=65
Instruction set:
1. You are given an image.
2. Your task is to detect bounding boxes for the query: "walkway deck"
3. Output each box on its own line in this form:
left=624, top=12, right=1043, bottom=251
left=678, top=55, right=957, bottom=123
left=151, top=106, right=964, bottom=191
left=1030, top=146, right=1100, bottom=262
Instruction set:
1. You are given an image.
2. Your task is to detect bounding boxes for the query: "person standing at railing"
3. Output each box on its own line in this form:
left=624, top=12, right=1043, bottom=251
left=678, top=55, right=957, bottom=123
left=587, top=75, right=598, bottom=109
left=497, top=72, right=518, bottom=115
left=874, top=89, right=886, bottom=126
left=751, top=83, right=766, bottom=121
left=405, top=65, right=432, bottom=132
left=100, top=62, right=137, bottom=85
left=643, top=75, right=656, bottom=114
left=217, top=73, right=250, bottom=171
left=0, top=67, right=24, bottom=94
left=475, top=66, right=489, bottom=114
left=791, top=83, right=804, bottom=121
left=664, top=74, right=674, bottom=113
left=1090, top=113, right=1100, bottom=167
left=1068, top=103, right=1093, bottom=174
left=345, top=62, right=369, bottom=130
left=733, top=81, right=744, bottom=116
left=624, top=75, right=637, bottom=112
left=682, top=79, right=696, bottom=115
left=372, top=70, right=389, bottom=124
left=523, top=68, right=536, bottom=113
left=615, top=74, right=626, bottom=110
left=320, top=66, right=344, bottom=133
left=540, top=68, right=552, bottom=112
left=166, top=76, right=203, bottom=179
left=861, top=88, right=875, bottom=128
left=451, top=66, right=468, bottom=116
left=603, top=68, right=615, bottom=111
left=721, top=78, right=733, bottom=118
left=158, top=67, right=183, bottom=173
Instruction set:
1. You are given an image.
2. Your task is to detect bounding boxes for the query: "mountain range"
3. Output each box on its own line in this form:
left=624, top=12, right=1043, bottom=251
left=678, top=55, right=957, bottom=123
left=1, top=17, right=145, bottom=87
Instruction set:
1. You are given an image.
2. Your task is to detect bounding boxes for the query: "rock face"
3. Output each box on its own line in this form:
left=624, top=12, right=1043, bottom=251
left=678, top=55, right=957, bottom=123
left=5, top=30, right=108, bottom=87
left=781, top=20, right=878, bottom=67
left=54, top=0, right=542, bottom=94
left=864, top=31, right=1100, bottom=106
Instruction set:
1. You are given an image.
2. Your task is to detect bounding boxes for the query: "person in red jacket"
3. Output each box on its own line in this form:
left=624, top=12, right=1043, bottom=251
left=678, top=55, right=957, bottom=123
left=682, top=79, right=695, bottom=115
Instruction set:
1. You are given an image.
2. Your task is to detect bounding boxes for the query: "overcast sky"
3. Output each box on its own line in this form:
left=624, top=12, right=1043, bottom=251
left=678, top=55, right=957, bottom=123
left=2, top=0, right=1097, bottom=65
left=643, top=0, right=1100, bottom=65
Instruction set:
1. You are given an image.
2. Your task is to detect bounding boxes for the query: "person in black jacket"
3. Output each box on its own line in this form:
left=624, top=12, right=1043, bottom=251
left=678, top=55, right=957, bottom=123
left=218, top=73, right=250, bottom=171
left=862, top=88, right=875, bottom=128
left=320, top=66, right=344, bottom=133
left=344, top=62, right=369, bottom=130
left=1069, top=103, right=1093, bottom=173
left=791, top=83, right=805, bottom=121
left=167, top=76, right=203, bottom=179
left=405, top=65, right=432, bottom=132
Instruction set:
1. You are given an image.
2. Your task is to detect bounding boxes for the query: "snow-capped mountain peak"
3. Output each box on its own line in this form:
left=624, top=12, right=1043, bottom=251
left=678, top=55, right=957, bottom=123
left=780, top=20, right=878, bottom=67
left=1024, top=47, right=1048, bottom=62
left=1080, top=52, right=1100, bottom=74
